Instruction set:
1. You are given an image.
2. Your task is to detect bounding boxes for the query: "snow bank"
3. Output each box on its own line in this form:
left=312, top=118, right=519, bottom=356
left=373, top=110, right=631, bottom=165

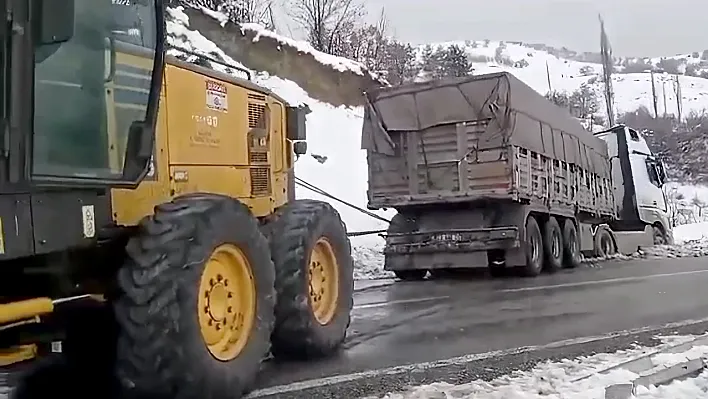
left=198, top=7, right=372, bottom=78
left=166, top=7, right=393, bottom=279
left=375, top=334, right=708, bottom=399
left=674, top=222, right=708, bottom=244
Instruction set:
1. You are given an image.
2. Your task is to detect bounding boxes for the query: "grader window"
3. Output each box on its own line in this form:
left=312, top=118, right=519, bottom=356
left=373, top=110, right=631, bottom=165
left=32, top=0, right=159, bottom=180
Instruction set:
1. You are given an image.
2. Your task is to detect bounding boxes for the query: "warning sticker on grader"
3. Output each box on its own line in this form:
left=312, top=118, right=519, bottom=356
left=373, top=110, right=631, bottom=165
left=205, top=80, right=228, bottom=112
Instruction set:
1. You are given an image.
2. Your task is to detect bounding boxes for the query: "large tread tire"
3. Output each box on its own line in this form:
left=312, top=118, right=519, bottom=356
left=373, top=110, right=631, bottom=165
left=520, top=215, right=544, bottom=277
left=652, top=225, right=667, bottom=245
left=562, top=219, right=582, bottom=269
left=594, top=227, right=616, bottom=258
left=542, top=216, right=564, bottom=273
left=265, top=199, right=354, bottom=359
left=114, top=194, right=275, bottom=399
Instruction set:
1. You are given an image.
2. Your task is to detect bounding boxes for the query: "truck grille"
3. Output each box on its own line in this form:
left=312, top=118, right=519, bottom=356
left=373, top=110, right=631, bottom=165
left=250, top=168, right=271, bottom=196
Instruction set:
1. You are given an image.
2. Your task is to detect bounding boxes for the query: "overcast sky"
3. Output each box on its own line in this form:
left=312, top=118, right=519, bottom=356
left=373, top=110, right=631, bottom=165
left=368, top=0, right=708, bottom=56
left=323, top=0, right=706, bottom=57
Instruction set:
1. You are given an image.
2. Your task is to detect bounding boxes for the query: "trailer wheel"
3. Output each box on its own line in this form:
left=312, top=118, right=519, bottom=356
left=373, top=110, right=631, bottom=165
left=594, top=227, right=616, bottom=258
left=562, top=219, right=582, bottom=269
left=520, top=215, right=544, bottom=277
left=114, top=194, right=275, bottom=399
left=265, top=199, right=354, bottom=359
left=542, top=217, right=564, bottom=273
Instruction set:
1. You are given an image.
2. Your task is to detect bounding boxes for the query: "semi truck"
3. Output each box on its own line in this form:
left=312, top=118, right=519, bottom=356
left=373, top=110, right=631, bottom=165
left=361, top=71, right=673, bottom=280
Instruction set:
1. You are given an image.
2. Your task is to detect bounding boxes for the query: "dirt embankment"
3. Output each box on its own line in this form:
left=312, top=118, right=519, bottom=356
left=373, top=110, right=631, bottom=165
left=182, top=8, right=386, bottom=107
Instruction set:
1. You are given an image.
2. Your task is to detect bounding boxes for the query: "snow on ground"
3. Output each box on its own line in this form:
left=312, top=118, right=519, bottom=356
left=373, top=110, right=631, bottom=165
left=674, top=222, right=708, bottom=244
left=373, top=334, right=708, bottom=399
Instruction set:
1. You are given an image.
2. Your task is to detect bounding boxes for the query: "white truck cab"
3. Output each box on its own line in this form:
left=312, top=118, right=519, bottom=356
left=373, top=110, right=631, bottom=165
left=594, top=125, right=673, bottom=247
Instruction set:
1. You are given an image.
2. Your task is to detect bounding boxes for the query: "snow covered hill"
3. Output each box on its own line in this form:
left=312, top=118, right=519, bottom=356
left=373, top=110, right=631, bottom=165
left=416, top=40, right=708, bottom=121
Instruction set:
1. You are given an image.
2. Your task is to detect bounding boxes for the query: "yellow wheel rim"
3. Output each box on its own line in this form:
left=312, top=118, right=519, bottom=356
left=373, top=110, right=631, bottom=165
left=197, top=244, right=256, bottom=361
left=308, top=237, right=340, bottom=325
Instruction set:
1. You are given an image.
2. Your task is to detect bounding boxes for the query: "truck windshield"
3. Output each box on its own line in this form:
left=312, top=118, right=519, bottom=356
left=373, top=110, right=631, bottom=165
left=32, top=0, right=159, bottom=180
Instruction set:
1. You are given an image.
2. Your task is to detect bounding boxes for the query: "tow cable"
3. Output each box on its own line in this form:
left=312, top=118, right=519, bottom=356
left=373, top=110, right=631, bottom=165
left=294, top=177, right=390, bottom=237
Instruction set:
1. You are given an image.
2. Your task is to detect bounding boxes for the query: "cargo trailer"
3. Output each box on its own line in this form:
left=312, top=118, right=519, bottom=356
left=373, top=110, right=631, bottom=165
left=362, top=71, right=672, bottom=279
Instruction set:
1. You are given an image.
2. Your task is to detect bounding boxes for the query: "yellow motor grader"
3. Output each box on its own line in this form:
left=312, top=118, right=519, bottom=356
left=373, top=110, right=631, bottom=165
left=0, top=0, right=354, bottom=398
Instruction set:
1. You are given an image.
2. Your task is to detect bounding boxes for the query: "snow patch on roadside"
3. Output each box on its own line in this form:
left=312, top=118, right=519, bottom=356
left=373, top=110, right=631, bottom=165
left=374, top=334, right=708, bottom=399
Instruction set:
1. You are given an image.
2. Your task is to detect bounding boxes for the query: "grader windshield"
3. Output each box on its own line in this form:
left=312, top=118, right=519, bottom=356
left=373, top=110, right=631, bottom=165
left=31, top=0, right=164, bottom=184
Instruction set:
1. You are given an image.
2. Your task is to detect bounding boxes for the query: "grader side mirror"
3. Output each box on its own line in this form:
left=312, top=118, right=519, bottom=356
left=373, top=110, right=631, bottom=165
left=36, top=0, right=75, bottom=45
left=293, top=141, right=307, bottom=155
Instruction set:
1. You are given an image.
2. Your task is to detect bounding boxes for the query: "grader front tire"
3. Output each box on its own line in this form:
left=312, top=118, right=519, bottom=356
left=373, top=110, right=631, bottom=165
left=113, top=194, right=275, bottom=399
left=265, top=199, right=354, bottom=359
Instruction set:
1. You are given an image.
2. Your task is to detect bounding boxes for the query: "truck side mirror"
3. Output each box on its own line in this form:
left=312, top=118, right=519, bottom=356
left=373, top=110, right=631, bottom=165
left=36, top=0, right=75, bottom=45
left=656, top=162, right=667, bottom=185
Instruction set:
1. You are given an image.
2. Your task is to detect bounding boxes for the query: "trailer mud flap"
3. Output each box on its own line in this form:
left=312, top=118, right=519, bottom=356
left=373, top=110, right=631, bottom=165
left=384, top=227, right=519, bottom=254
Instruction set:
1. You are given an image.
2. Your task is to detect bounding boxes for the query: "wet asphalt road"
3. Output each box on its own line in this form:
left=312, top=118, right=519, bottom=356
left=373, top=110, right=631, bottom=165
left=252, top=256, right=708, bottom=398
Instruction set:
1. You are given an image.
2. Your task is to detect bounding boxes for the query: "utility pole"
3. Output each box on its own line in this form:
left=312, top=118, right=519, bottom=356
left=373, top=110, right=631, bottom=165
left=599, top=14, right=615, bottom=126
left=662, top=78, right=668, bottom=117
left=546, top=61, right=552, bottom=92
left=674, top=75, right=683, bottom=122
left=650, top=70, right=659, bottom=118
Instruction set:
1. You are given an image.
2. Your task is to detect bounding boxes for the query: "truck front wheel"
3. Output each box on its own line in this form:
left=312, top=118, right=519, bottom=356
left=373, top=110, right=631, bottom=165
left=652, top=225, right=667, bottom=245
left=520, top=215, right=544, bottom=277
left=594, top=227, right=616, bottom=258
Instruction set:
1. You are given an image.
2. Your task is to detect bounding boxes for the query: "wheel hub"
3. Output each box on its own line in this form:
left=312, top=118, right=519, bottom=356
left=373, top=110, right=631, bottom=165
left=198, top=244, right=256, bottom=361
left=207, top=280, right=229, bottom=322
left=308, top=238, right=340, bottom=325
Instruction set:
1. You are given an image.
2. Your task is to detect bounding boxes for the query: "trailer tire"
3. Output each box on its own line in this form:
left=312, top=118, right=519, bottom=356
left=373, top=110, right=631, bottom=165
left=266, top=199, right=354, bottom=359
left=594, top=227, right=616, bottom=258
left=562, top=219, right=582, bottom=269
left=520, top=215, right=544, bottom=277
left=542, top=217, right=564, bottom=273
left=114, top=194, right=275, bottom=399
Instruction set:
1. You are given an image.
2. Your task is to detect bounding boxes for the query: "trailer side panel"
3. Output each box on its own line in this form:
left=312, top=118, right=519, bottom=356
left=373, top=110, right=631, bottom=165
left=363, top=71, right=615, bottom=219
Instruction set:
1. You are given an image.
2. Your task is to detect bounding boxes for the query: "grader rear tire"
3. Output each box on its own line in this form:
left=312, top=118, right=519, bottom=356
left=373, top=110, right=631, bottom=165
left=265, top=199, right=354, bottom=359
left=114, top=194, right=275, bottom=399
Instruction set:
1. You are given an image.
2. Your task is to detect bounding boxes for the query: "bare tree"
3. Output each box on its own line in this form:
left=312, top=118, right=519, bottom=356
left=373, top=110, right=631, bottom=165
left=177, top=0, right=276, bottom=29
left=288, top=0, right=365, bottom=54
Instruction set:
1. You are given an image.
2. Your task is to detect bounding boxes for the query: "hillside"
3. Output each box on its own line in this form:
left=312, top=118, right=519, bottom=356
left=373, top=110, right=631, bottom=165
left=415, top=40, right=708, bottom=121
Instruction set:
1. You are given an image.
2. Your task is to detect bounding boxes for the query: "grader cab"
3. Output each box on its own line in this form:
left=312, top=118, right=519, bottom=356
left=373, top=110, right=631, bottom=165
left=1, top=1, right=354, bottom=398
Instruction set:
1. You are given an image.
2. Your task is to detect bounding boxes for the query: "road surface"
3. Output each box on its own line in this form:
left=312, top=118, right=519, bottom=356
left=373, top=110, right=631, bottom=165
left=251, top=256, right=708, bottom=398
